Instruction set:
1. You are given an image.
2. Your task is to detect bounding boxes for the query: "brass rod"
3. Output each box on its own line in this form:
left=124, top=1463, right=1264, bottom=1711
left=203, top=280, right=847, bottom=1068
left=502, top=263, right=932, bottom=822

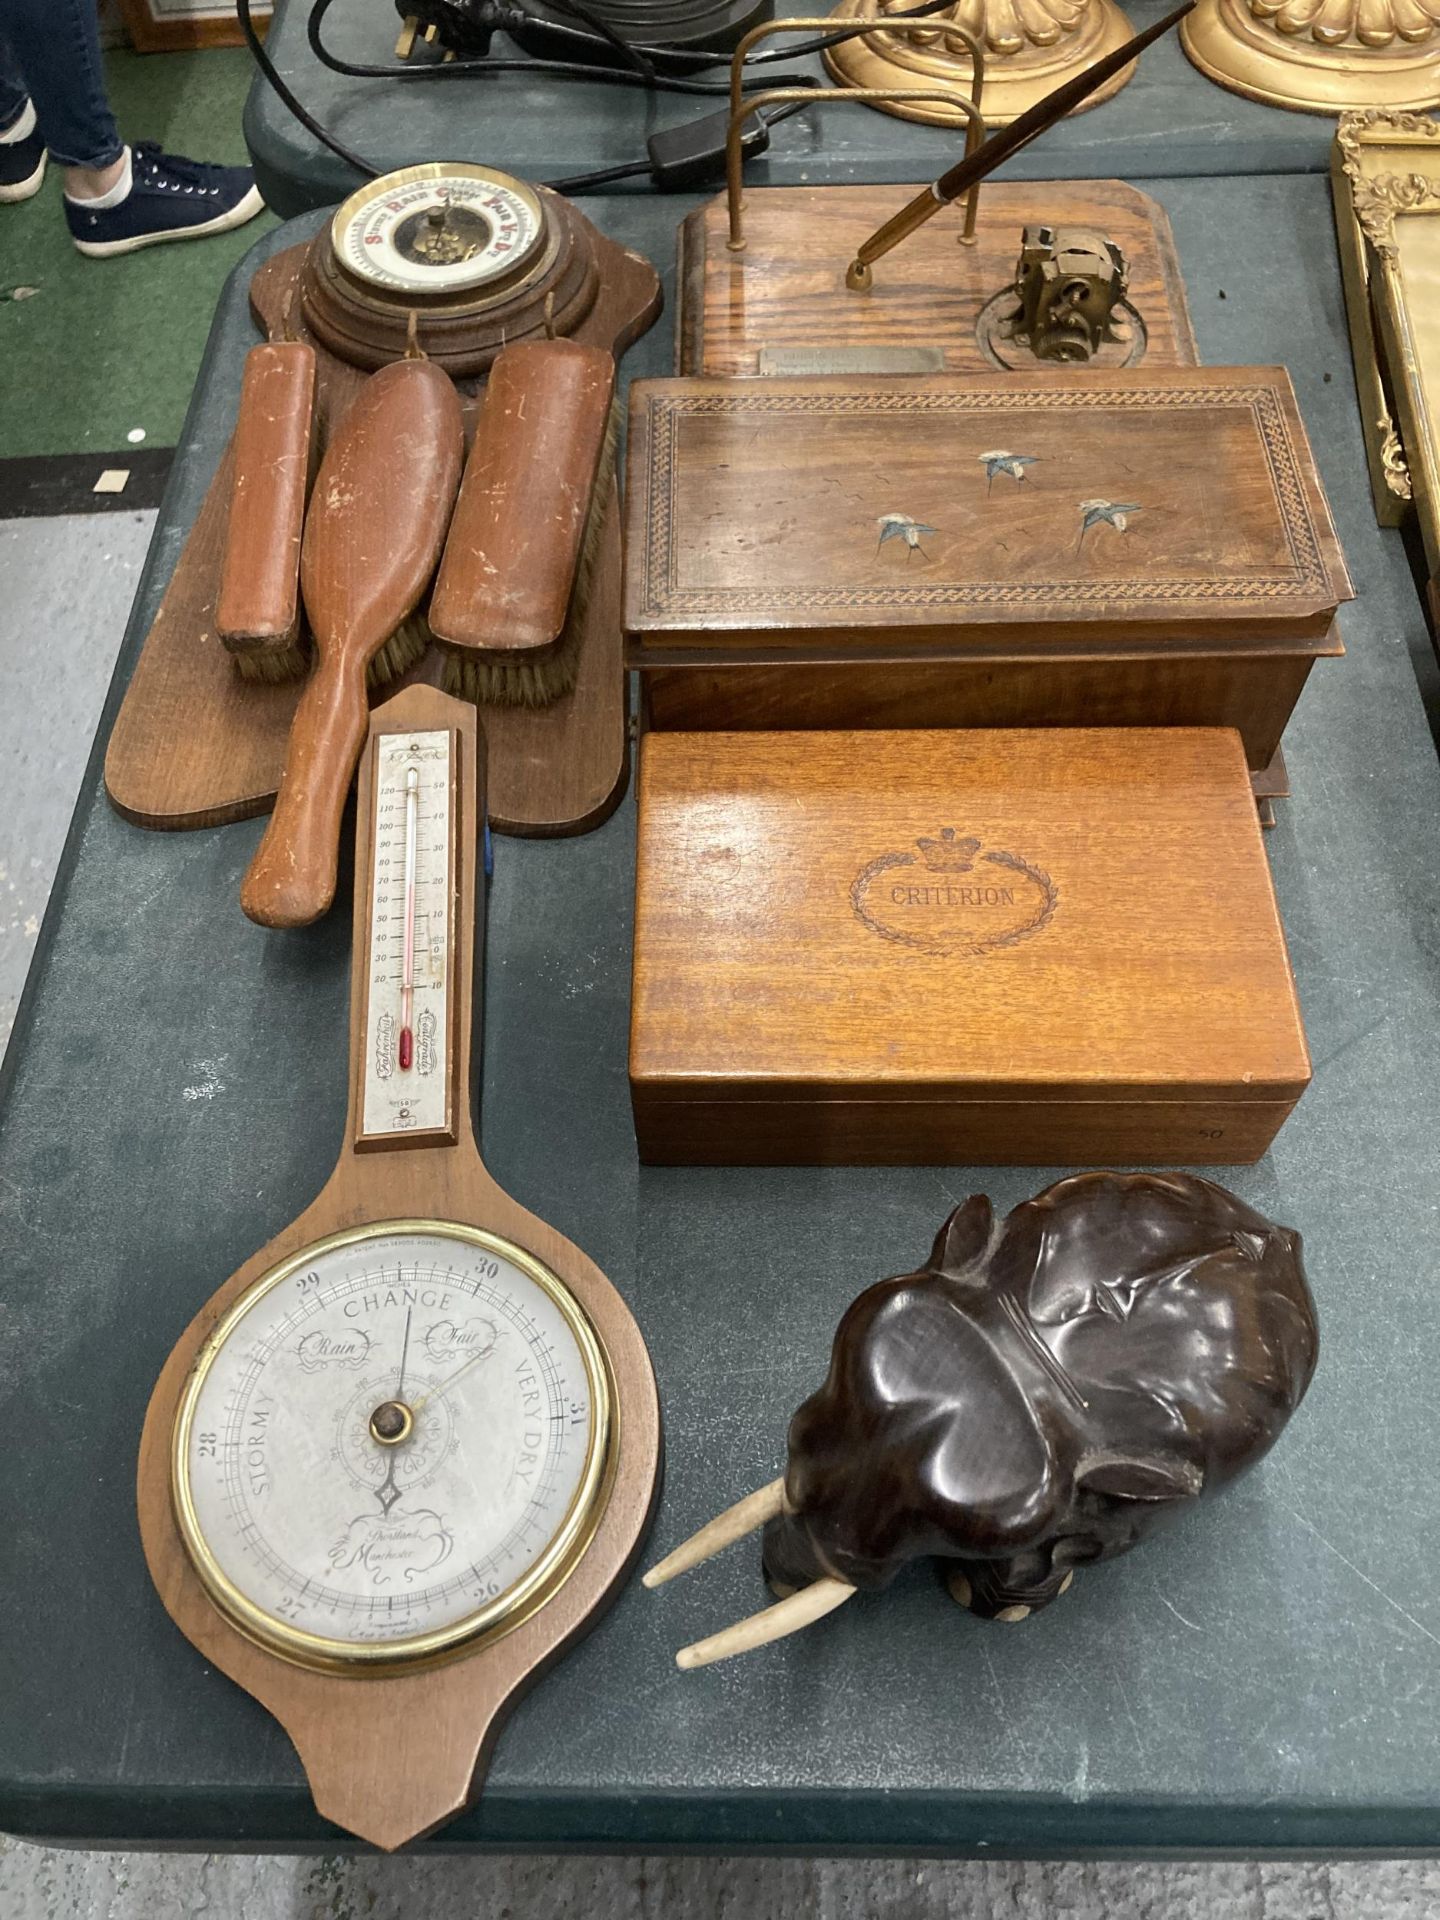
left=847, top=0, right=1195, bottom=282
left=726, top=86, right=985, bottom=254
left=728, top=15, right=986, bottom=145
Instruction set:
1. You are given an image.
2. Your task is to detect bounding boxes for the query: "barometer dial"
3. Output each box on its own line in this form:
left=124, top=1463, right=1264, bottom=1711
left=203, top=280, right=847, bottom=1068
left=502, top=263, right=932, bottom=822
left=173, top=1220, right=611, bottom=1670
left=331, top=165, right=547, bottom=298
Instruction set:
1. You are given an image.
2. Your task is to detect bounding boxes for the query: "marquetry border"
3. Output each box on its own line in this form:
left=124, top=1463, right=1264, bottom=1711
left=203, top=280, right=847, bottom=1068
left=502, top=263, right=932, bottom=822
left=637, top=383, right=1334, bottom=619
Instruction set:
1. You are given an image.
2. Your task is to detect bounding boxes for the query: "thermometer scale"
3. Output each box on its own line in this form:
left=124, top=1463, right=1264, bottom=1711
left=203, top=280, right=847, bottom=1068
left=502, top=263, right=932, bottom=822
left=138, top=685, right=660, bottom=1850
left=360, top=736, right=451, bottom=1140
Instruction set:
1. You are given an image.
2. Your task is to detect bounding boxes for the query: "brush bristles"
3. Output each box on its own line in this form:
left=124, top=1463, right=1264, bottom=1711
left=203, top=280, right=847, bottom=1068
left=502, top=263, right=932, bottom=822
left=440, top=403, right=618, bottom=712
left=227, top=614, right=429, bottom=691
left=366, top=611, right=430, bottom=689
left=439, top=639, right=576, bottom=710
left=230, top=639, right=311, bottom=684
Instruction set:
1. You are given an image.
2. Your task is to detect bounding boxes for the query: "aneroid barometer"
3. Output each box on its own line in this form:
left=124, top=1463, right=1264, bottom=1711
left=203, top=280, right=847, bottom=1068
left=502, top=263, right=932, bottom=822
left=297, top=161, right=650, bottom=376
left=137, top=685, right=660, bottom=1849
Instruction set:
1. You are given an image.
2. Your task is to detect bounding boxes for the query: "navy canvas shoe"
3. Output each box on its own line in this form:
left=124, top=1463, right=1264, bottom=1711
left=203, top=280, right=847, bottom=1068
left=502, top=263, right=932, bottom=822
left=0, top=101, right=46, bottom=204
left=66, top=142, right=264, bottom=257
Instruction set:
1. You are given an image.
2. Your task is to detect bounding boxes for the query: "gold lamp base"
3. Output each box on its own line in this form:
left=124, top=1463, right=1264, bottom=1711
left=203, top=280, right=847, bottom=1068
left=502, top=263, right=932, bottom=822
left=1182, top=0, right=1440, bottom=114
left=822, top=0, right=1138, bottom=127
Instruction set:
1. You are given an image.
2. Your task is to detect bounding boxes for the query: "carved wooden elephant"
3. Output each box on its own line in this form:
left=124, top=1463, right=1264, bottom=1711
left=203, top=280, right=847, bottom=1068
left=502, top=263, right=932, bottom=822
left=647, top=1172, right=1318, bottom=1667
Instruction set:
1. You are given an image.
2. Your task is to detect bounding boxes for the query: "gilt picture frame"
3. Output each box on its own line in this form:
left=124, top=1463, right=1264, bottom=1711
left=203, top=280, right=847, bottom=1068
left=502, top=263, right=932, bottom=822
left=1331, top=109, right=1440, bottom=539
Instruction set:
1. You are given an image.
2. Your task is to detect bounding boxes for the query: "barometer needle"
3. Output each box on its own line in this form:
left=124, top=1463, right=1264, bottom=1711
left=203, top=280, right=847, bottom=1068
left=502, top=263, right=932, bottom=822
left=396, top=1306, right=413, bottom=1403
left=410, top=1344, right=492, bottom=1419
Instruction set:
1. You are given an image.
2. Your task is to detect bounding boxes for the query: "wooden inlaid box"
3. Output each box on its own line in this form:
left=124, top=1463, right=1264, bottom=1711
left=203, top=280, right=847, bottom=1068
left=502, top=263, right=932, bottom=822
left=629, top=728, right=1310, bottom=1167
left=624, top=368, right=1352, bottom=785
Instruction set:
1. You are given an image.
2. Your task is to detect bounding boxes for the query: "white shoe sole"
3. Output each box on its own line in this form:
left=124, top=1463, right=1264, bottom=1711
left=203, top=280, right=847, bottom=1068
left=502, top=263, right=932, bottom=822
left=72, top=182, right=265, bottom=257
left=0, top=150, right=46, bottom=203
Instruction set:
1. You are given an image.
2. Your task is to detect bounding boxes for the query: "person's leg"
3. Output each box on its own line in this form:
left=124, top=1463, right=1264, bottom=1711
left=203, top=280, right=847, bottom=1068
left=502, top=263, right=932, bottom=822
left=0, top=0, right=125, bottom=197
left=0, top=0, right=263, bottom=250
left=0, top=27, right=28, bottom=129
left=0, top=21, right=47, bottom=201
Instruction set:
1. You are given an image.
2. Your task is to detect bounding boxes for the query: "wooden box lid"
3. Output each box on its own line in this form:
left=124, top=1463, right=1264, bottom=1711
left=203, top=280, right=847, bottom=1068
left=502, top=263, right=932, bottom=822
left=624, top=368, right=1352, bottom=660
left=630, top=728, right=1310, bottom=1106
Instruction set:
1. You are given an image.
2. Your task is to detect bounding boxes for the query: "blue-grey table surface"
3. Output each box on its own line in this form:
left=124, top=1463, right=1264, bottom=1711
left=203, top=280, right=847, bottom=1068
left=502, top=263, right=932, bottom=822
left=247, top=0, right=1347, bottom=217
left=4, top=180, right=1440, bottom=1856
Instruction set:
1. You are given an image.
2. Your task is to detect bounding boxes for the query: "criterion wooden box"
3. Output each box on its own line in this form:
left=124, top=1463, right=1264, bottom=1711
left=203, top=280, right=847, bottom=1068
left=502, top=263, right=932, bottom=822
left=629, top=728, right=1310, bottom=1167
left=623, top=368, right=1352, bottom=784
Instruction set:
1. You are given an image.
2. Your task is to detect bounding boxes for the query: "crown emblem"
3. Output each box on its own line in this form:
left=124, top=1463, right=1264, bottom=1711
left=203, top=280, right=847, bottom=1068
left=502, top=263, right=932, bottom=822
left=916, top=828, right=981, bottom=872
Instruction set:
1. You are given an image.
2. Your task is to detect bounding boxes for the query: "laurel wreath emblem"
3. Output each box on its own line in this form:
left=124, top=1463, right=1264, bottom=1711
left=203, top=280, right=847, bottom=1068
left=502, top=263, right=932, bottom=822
left=849, top=845, right=1058, bottom=957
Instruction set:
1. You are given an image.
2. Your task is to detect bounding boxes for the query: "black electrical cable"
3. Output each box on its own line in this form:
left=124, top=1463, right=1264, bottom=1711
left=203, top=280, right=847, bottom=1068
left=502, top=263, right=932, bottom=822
left=542, top=156, right=654, bottom=191
left=238, top=0, right=378, bottom=174
left=307, top=10, right=807, bottom=97
left=306, top=0, right=959, bottom=89
left=239, top=0, right=970, bottom=196
left=536, top=0, right=658, bottom=78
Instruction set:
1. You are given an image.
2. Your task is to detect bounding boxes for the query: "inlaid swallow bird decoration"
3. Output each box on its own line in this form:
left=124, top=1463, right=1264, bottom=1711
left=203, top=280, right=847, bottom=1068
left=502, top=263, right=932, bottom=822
left=877, top=513, right=937, bottom=557
left=1077, top=498, right=1141, bottom=548
left=978, top=450, right=1037, bottom=492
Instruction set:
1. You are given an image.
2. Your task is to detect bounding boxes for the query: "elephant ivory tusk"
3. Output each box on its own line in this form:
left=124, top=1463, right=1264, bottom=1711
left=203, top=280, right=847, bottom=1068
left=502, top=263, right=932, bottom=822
left=675, top=1577, right=856, bottom=1670
left=642, top=1477, right=786, bottom=1589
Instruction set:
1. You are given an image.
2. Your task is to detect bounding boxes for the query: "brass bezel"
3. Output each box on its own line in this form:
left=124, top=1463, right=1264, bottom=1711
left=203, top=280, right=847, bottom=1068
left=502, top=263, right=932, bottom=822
left=329, top=162, right=550, bottom=303
left=172, top=1217, right=614, bottom=1675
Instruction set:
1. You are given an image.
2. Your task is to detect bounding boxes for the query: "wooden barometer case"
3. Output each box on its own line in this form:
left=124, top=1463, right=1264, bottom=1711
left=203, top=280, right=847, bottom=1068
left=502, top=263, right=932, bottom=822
left=136, top=684, right=660, bottom=1849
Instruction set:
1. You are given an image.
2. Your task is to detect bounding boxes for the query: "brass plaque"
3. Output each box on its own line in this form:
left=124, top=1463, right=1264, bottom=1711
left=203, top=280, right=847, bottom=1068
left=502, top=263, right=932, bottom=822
left=757, top=345, right=945, bottom=376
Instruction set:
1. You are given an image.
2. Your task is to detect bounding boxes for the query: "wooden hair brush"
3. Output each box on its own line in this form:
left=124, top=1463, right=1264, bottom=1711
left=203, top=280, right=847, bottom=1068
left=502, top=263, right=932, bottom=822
left=239, top=354, right=464, bottom=929
left=215, top=334, right=319, bottom=685
left=428, top=339, right=616, bottom=710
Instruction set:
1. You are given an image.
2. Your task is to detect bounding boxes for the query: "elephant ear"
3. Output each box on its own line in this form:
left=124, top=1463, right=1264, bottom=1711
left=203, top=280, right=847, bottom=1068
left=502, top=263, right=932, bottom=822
left=927, top=1196, right=994, bottom=1280
left=1077, top=1456, right=1203, bottom=1504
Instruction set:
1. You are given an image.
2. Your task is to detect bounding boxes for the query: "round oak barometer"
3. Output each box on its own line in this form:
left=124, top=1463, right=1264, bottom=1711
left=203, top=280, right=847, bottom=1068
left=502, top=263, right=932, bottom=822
left=299, top=163, right=607, bottom=374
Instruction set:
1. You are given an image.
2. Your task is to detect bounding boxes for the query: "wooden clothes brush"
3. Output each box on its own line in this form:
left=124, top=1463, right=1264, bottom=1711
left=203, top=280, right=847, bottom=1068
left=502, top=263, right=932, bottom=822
left=216, top=338, right=436, bottom=695
left=428, top=340, right=617, bottom=710
left=215, top=336, right=319, bottom=684
left=240, top=354, right=465, bottom=929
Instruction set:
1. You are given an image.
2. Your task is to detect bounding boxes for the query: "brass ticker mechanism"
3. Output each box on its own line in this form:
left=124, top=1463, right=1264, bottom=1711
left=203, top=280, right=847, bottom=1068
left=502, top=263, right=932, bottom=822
left=975, top=224, right=1145, bottom=367
left=1008, top=225, right=1131, bottom=361
left=406, top=194, right=491, bottom=269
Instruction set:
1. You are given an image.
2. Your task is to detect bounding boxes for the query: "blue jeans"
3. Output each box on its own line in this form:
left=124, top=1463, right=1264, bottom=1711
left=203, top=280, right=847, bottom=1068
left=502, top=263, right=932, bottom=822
left=0, top=0, right=122, bottom=169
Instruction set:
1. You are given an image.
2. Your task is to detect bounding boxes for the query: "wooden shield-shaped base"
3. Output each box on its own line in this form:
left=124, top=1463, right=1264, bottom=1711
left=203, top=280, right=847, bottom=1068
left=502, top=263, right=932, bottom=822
left=135, top=689, right=661, bottom=1848
left=104, top=208, right=659, bottom=838
left=137, top=1166, right=660, bottom=1848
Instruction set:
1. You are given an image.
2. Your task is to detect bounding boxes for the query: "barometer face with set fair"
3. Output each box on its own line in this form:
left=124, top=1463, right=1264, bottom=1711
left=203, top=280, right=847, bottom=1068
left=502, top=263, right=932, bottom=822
left=330, top=165, right=547, bottom=299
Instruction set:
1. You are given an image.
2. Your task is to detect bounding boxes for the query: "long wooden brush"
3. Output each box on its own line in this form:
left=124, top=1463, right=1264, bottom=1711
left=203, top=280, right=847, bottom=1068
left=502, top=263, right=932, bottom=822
left=240, top=354, right=464, bottom=929
left=428, top=339, right=616, bottom=710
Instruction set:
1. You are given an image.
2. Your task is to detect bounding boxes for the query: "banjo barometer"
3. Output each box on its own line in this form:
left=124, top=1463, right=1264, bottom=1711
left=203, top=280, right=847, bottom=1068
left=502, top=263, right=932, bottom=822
left=138, top=685, right=660, bottom=1849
